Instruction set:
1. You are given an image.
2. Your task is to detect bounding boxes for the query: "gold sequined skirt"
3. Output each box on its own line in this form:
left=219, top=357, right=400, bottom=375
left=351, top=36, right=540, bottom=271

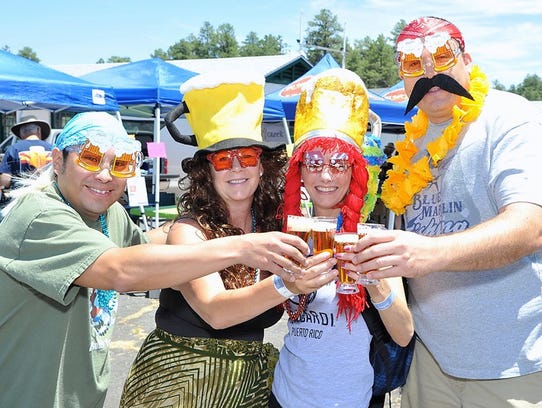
left=120, top=328, right=279, bottom=408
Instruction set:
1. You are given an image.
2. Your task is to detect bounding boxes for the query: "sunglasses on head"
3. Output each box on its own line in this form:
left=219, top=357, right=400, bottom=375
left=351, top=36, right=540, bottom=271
left=67, top=140, right=141, bottom=178
left=303, top=151, right=351, bottom=174
left=398, top=39, right=461, bottom=78
left=206, top=146, right=263, bottom=171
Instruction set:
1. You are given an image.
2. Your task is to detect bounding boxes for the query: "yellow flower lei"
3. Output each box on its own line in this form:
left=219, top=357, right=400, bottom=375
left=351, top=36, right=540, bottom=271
left=381, top=66, right=490, bottom=214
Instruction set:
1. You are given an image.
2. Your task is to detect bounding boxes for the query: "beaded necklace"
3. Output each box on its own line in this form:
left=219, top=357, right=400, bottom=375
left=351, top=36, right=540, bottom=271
left=284, top=293, right=309, bottom=321
left=250, top=208, right=260, bottom=284
left=381, top=66, right=489, bottom=215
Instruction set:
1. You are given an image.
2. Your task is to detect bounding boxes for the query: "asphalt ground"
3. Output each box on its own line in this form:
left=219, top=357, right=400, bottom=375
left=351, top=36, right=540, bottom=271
left=104, top=293, right=401, bottom=408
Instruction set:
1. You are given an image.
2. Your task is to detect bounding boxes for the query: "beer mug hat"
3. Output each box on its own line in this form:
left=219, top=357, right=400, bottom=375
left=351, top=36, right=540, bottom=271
left=293, top=68, right=369, bottom=150
left=283, top=68, right=375, bottom=232
left=180, top=71, right=284, bottom=157
left=54, top=112, right=141, bottom=155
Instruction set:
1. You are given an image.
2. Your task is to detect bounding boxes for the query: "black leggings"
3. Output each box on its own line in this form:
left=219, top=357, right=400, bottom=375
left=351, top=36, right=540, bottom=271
left=269, top=391, right=385, bottom=408
left=268, top=392, right=282, bottom=408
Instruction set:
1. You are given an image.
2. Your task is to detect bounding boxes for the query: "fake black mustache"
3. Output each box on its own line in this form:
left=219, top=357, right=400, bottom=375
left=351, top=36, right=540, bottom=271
left=405, top=73, right=474, bottom=115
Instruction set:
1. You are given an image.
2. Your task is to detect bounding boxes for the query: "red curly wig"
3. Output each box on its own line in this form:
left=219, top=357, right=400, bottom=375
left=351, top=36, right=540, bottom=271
left=282, top=135, right=369, bottom=233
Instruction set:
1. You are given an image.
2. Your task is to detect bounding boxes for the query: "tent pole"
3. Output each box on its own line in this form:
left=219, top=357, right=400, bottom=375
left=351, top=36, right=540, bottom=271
left=153, top=104, right=161, bottom=228
left=281, top=117, right=291, bottom=144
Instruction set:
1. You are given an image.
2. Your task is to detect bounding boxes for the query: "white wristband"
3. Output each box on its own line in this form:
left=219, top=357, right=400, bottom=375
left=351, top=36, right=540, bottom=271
left=371, top=289, right=395, bottom=310
left=273, top=274, right=297, bottom=299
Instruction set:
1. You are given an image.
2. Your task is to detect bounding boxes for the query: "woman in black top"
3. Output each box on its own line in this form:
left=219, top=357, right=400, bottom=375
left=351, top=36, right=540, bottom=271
left=120, top=72, right=336, bottom=408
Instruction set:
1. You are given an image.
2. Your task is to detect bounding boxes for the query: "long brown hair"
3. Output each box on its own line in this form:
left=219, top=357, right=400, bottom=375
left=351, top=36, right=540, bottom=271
left=177, top=147, right=288, bottom=288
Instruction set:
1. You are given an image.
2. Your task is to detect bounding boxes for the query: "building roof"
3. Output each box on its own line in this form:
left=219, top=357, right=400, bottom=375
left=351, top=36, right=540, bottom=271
left=50, top=54, right=312, bottom=94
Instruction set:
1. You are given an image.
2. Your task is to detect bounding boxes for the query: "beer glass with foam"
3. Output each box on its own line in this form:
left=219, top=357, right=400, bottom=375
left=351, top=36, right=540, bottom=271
left=311, top=216, right=336, bottom=256
left=356, top=223, right=386, bottom=285
left=333, top=232, right=360, bottom=294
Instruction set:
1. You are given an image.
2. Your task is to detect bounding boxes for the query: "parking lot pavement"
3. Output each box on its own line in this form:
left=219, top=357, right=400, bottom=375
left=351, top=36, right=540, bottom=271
left=105, top=294, right=158, bottom=408
left=104, top=293, right=400, bottom=408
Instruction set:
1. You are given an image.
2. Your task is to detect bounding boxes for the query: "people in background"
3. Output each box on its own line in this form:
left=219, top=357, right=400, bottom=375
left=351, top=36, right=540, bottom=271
left=0, top=116, right=52, bottom=193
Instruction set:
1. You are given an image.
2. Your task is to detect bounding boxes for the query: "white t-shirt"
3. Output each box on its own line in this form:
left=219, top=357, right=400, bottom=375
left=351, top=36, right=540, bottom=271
left=272, top=282, right=373, bottom=407
left=405, top=89, right=542, bottom=379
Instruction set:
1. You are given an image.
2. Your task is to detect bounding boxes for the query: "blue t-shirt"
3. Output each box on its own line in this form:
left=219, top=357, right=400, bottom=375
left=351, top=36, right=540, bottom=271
left=0, top=139, right=52, bottom=176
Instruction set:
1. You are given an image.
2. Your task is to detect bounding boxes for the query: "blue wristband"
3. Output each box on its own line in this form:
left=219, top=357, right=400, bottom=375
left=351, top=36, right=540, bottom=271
left=371, top=290, right=395, bottom=311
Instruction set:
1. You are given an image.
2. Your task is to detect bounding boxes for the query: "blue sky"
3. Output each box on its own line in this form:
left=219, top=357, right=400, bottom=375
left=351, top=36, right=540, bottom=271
left=2, top=0, right=541, bottom=87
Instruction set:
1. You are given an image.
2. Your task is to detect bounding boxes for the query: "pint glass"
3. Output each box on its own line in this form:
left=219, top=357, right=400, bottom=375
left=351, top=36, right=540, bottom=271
left=356, top=223, right=386, bottom=285
left=311, top=216, right=336, bottom=255
left=333, top=232, right=360, bottom=294
left=286, top=215, right=313, bottom=243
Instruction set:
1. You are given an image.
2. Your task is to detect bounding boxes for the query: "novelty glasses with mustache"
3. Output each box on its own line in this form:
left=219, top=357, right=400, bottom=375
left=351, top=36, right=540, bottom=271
left=206, top=146, right=263, bottom=171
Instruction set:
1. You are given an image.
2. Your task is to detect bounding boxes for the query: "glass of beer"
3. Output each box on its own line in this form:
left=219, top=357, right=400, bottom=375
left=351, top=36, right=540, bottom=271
left=286, top=215, right=314, bottom=256
left=356, top=223, right=386, bottom=285
left=311, top=216, right=337, bottom=256
left=333, top=232, right=360, bottom=294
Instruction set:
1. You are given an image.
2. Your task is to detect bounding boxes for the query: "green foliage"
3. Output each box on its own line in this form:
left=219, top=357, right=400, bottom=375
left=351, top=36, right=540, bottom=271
left=214, top=23, right=239, bottom=57
left=18, top=46, right=39, bottom=62
left=167, top=36, right=198, bottom=59
left=106, top=56, right=131, bottom=63
left=150, top=48, right=168, bottom=60
left=347, top=34, right=399, bottom=88
left=508, top=74, right=542, bottom=101
left=240, top=32, right=284, bottom=56
left=492, top=80, right=506, bottom=90
left=240, top=32, right=261, bottom=56
left=303, top=9, right=345, bottom=65
left=389, top=20, right=407, bottom=44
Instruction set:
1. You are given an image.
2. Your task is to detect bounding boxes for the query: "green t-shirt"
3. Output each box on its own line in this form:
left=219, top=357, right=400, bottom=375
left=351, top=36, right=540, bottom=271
left=0, top=185, right=148, bottom=407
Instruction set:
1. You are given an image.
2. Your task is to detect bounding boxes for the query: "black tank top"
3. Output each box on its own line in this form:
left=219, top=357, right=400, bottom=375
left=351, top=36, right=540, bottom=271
left=156, top=286, right=283, bottom=342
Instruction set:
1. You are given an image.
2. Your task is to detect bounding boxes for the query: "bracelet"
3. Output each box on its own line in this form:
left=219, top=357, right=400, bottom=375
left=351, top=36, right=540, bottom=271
left=272, top=274, right=297, bottom=299
left=371, top=290, right=395, bottom=311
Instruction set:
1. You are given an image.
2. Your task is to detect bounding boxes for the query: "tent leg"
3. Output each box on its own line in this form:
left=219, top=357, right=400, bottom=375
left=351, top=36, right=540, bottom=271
left=139, top=205, right=149, bottom=231
left=281, top=117, right=291, bottom=144
left=153, top=105, right=161, bottom=228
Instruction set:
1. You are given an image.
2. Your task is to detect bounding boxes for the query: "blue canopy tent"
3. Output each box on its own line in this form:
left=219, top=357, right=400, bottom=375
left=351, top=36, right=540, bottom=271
left=0, top=50, right=118, bottom=113
left=266, top=53, right=416, bottom=126
left=82, top=58, right=199, bottom=227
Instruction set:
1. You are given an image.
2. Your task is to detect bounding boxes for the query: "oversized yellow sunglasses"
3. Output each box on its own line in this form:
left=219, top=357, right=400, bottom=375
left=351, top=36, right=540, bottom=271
left=398, top=40, right=461, bottom=77
left=69, top=139, right=142, bottom=178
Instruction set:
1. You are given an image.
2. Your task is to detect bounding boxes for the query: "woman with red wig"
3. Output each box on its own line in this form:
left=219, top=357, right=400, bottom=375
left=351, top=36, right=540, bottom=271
left=270, top=69, right=414, bottom=408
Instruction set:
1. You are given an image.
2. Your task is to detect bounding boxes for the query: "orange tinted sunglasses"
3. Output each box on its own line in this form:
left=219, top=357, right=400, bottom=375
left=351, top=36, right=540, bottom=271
left=206, top=146, right=263, bottom=171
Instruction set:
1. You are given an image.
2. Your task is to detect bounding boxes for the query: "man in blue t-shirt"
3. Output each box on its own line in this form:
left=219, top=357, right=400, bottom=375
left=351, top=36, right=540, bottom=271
left=0, top=116, right=52, bottom=194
